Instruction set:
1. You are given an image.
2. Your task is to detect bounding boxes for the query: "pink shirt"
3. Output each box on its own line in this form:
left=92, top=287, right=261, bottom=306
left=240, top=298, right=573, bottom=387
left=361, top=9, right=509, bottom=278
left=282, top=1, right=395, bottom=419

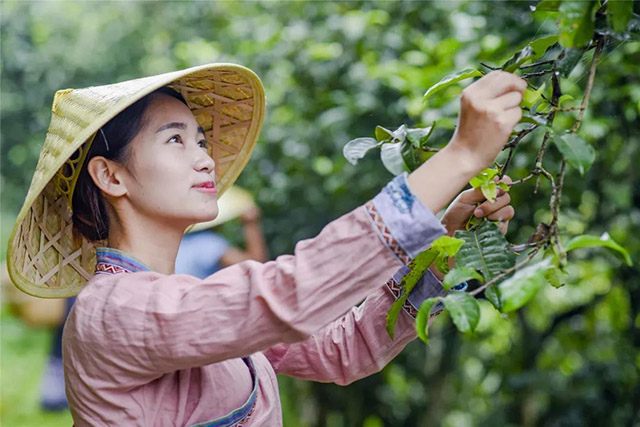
left=63, top=173, right=452, bottom=426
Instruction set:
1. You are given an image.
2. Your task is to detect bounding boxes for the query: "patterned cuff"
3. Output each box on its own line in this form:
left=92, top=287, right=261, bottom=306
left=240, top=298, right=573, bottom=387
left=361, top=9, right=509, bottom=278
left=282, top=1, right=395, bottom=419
left=367, top=172, right=447, bottom=264
left=385, top=266, right=469, bottom=320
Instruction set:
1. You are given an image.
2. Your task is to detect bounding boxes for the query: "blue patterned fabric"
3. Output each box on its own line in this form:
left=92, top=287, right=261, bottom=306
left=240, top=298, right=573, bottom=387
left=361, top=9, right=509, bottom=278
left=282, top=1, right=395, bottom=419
left=372, top=172, right=449, bottom=259
left=371, top=173, right=470, bottom=318
left=175, top=231, right=230, bottom=278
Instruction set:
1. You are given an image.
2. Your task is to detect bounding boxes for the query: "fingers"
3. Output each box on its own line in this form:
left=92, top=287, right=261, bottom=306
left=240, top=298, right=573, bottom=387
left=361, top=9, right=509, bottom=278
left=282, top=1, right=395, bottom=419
left=499, top=175, right=513, bottom=186
left=458, top=175, right=513, bottom=209
left=472, top=71, right=527, bottom=99
left=474, top=192, right=512, bottom=217
left=498, top=220, right=509, bottom=235
left=486, top=205, right=515, bottom=222
left=494, top=91, right=524, bottom=109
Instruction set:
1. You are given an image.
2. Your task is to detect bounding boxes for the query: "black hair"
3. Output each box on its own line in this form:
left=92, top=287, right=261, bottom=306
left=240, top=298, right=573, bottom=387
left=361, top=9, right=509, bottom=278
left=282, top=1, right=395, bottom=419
left=71, top=86, right=188, bottom=241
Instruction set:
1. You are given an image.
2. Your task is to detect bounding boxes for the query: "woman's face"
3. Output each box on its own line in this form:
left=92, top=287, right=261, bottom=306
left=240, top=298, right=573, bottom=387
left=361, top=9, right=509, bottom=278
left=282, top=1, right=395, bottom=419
left=119, top=93, right=218, bottom=229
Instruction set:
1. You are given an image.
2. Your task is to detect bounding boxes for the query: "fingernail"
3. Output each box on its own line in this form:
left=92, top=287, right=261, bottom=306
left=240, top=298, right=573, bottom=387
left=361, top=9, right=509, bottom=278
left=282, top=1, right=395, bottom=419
left=474, top=208, right=483, bottom=217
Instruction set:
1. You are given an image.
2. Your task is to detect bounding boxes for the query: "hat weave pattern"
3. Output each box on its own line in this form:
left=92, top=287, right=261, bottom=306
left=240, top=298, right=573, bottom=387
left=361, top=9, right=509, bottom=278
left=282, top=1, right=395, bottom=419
left=8, top=64, right=265, bottom=297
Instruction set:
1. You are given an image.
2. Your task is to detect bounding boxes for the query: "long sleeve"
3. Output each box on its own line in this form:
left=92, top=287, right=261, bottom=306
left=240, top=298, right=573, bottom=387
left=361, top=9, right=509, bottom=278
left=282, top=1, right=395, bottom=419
left=65, top=174, right=448, bottom=379
left=263, top=172, right=470, bottom=385
left=263, top=268, right=447, bottom=385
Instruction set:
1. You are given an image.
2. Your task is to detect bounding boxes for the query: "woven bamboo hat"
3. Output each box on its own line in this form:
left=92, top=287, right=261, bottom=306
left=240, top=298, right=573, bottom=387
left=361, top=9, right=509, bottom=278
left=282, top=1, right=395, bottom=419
left=7, top=63, right=266, bottom=298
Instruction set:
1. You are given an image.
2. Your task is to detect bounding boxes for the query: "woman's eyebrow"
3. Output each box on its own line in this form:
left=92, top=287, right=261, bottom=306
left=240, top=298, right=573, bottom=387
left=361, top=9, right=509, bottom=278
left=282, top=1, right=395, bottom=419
left=155, top=122, right=205, bottom=135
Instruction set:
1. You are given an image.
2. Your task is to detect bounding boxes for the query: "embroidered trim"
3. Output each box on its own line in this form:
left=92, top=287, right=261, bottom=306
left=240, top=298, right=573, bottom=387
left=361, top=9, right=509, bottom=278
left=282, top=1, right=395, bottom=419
left=384, top=275, right=444, bottom=320
left=95, top=263, right=134, bottom=275
left=94, top=247, right=151, bottom=274
left=365, top=201, right=410, bottom=265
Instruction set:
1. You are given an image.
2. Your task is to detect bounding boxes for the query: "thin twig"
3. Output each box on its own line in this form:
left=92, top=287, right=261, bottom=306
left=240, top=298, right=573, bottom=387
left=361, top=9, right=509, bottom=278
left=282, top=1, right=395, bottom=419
left=522, top=69, right=554, bottom=79
left=418, top=147, right=440, bottom=153
left=480, top=62, right=500, bottom=71
left=520, top=60, right=555, bottom=69
left=510, top=173, right=535, bottom=185
left=499, top=125, right=538, bottom=179
left=571, top=36, right=604, bottom=133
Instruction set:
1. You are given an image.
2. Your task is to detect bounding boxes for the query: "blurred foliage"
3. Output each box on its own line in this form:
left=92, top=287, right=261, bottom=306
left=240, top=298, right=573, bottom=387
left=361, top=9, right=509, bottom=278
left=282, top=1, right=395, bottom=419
left=1, top=1, right=639, bottom=426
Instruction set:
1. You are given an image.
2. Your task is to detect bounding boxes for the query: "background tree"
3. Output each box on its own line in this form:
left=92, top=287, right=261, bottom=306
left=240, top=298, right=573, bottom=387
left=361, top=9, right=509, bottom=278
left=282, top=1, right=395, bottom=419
left=1, top=1, right=638, bottom=426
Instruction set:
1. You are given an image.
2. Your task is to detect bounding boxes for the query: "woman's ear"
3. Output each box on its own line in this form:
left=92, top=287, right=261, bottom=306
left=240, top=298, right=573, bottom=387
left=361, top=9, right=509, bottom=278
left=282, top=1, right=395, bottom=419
left=86, top=156, right=127, bottom=198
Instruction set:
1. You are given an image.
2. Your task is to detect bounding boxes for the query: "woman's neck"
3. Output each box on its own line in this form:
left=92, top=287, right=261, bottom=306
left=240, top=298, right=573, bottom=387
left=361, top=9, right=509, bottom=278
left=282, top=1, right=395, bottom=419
left=106, top=213, right=186, bottom=275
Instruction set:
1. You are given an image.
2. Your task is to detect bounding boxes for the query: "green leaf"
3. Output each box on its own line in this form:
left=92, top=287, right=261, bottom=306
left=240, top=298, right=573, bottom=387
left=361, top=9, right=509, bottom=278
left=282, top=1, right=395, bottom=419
left=529, top=35, right=560, bottom=58
left=498, top=258, right=552, bottom=312
left=392, top=124, right=408, bottom=142
left=565, top=232, right=633, bottom=266
left=375, top=125, right=394, bottom=142
left=608, top=0, right=633, bottom=32
left=343, top=137, right=381, bottom=165
left=552, top=134, right=596, bottom=176
left=522, top=83, right=546, bottom=108
left=442, top=292, right=481, bottom=334
left=480, top=181, right=498, bottom=203
left=520, top=115, right=548, bottom=126
left=443, top=267, right=484, bottom=291
left=545, top=268, right=566, bottom=288
left=380, top=141, right=407, bottom=176
left=556, top=47, right=586, bottom=77
left=628, top=13, right=640, bottom=38
left=534, top=0, right=562, bottom=12
left=406, top=122, right=436, bottom=148
left=454, top=221, right=516, bottom=281
left=498, top=182, right=511, bottom=192
left=401, top=140, right=423, bottom=172
left=502, top=45, right=535, bottom=72
left=386, top=249, right=438, bottom=339
left=431, top=235, right=466, bottom=257
left=559, top=0, right=596, bottom=48
left=469, top=168, right=499, bottom=188
left=423, top=68, right=482, bottom=101
left=558, top=94, right=575, bottom=106
left=485, top=286, right=502, bottom=311
left=416, top=297, right=440, bottom=344
left=435, top=253, right=450, bottom=275
left=531, top=99, right=551, bottom=116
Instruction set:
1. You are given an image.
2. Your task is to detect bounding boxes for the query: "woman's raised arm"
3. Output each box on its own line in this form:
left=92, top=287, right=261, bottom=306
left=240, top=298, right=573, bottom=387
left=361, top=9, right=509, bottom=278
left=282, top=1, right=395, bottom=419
left=408, top=71, right=526, bottom=214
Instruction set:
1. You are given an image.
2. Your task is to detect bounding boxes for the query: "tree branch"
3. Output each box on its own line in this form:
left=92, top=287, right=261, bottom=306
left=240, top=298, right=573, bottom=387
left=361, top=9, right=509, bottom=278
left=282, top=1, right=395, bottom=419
left=571, top=35, right=604, bottom=134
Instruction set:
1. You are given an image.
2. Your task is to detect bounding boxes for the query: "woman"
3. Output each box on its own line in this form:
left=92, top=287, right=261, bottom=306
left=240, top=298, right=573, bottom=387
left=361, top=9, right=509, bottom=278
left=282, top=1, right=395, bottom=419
left=7, top=64, right=522, bottom=425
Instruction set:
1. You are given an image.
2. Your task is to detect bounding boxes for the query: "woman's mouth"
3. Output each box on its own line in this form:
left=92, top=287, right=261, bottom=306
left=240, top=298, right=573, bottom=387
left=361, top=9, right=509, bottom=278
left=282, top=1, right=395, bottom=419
left=193, top=181, right=217, bottom=195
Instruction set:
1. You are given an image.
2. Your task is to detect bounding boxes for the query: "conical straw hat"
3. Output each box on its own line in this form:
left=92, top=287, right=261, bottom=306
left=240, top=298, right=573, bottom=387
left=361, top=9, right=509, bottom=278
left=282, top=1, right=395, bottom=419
left=7, top=63, right=266, bottom=298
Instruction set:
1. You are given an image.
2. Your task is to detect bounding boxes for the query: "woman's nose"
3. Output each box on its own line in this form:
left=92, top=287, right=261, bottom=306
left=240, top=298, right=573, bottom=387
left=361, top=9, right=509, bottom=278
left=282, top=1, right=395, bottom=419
left=193, top=148, right=215, bottom=173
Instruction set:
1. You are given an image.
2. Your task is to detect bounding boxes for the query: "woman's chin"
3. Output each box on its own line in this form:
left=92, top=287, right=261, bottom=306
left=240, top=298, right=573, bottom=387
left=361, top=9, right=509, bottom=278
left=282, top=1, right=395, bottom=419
left=194, top=209, right=218, bottom=223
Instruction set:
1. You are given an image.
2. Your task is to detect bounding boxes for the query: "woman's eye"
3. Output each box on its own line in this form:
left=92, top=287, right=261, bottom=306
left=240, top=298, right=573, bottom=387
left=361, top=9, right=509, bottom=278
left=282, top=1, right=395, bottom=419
left=168, top=135, right=182, bottom=144
left=198, top=139, right=208, bottom=149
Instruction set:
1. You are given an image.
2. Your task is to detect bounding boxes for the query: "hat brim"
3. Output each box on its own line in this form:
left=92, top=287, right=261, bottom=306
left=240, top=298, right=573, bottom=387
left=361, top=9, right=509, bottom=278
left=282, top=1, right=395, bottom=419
left=7, top=63, right=265, bottom=298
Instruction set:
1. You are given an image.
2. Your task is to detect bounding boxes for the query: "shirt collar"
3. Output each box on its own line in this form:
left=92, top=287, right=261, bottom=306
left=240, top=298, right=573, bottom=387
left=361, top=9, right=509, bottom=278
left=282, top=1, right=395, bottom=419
left=95, top=247, right=151, bottom=275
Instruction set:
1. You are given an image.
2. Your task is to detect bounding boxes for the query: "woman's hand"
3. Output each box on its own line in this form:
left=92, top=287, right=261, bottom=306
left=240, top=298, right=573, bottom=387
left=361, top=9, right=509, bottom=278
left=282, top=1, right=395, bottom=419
left=440, top=175, right=515, bottom=236
left=449, top=71, right=527, bottom=171
left=428, top=175, right=514, bottom=280
left=407, top=70, right=525, bottom=215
